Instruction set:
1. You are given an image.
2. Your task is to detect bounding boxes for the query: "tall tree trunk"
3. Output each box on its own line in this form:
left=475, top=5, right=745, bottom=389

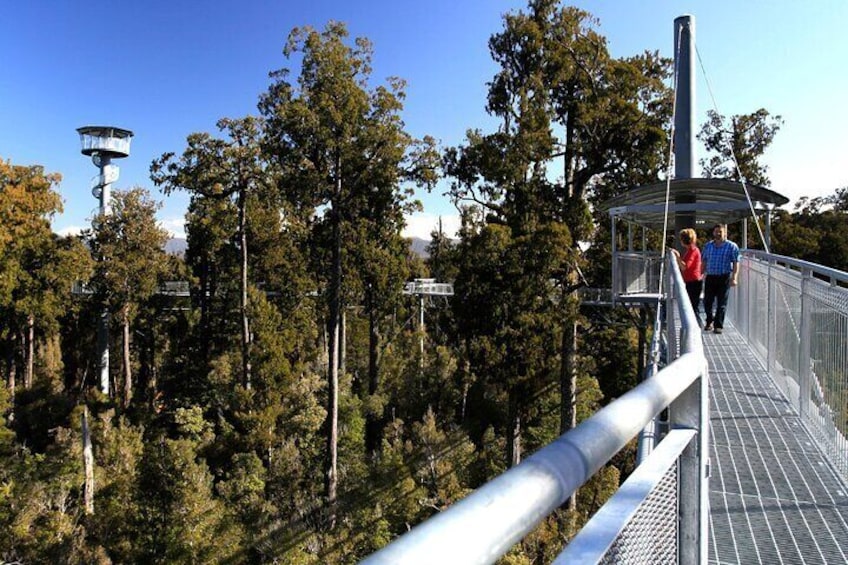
left=6, top=338, right=16, bottom=417
left=82, top=406, right=95, bottom=515
left=419, top=295, right=426, bottom=370
left=560, top=319, right=578, bottom=434
left=637, top=307, right=648, bottom=382
left=238, top=187, right=252, bottom=390
left=200, top=260, right=210, bottom=367
left=140, top=322, right=154, bottom=412
left=563, top=100, right=577, bottom=202
left=561, top=316, right=578, bottom=513
left=339, top=307, right=346, bottom=377
left=25, top=315, right=34, bottom=389
left=365, top=285, right=381, bottom=454
left=460, top=349, right=471, bottom=423
left=122, top=304, right=132, bottom=408
left=149, top=323, right=158, bottom=412
left=325, top=158, right=342, bottom=522
left=460, top=381, right=469, bottom=423
left=506, top=392, right=522, bottom=467
left=319, top=315, right=329, bottom=376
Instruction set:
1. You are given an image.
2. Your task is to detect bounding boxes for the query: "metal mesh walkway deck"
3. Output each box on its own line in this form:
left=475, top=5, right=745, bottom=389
left=706, top=321, right=848, bottom=564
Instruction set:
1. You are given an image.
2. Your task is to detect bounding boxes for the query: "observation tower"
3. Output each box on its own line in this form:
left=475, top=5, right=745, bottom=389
left=77, top=125, right=134, bottom=396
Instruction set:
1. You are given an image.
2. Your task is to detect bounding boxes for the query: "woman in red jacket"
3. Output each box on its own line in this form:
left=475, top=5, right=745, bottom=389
left=671, top=228, right=703, bottom=326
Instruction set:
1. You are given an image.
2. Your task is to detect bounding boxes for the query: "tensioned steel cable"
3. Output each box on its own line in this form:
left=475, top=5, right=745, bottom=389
left=659, top=23, right=683, bottom=267
left=695, top=42, right=771, bottom=253
left=648, top=22, right=684, bottom=374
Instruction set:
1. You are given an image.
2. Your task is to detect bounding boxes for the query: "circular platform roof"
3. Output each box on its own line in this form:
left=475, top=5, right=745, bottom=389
left=77, top=125, right=134, bottom=158
left=598, top=178, right=790, bottom=230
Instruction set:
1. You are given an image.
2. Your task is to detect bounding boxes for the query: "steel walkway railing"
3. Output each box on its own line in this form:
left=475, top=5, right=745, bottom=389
left=362, top=255, right=709, bottom=565
left=729, top=250, right=848, bottom=481
left=360, top=250, right=848, bottom=564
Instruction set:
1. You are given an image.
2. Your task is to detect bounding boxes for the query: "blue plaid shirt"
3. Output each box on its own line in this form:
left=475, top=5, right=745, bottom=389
left=702, top=240, right=740, bottom=275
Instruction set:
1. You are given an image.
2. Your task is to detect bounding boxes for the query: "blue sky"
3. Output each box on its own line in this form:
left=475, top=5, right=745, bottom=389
left=2, top=1, right=846, bottom=240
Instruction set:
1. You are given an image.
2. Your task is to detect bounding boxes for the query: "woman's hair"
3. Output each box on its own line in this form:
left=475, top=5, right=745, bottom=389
left=679, top=228, right=697, bottom=245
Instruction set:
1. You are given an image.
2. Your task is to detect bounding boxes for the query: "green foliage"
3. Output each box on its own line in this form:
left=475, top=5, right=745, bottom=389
left=88, top=187, right=170, bottom=316
left=86, top=186, right=170, bottom=406
left=772, top=186, right=848, bottom=271
left=0, top=159, right=88, bottom=401
left=0, top=5, right=687, bottom=561
left=87, top=411, right=145, bottom=562
left=0, top=425, right=90, bottom=563
left=136, top=436, right=243, bottom=562
left=410, top=408, right=475, bottom=510
left=0, top=159, right=63, bottom=306
left=698, top=108, right=782, bottom=186
left=452, top=222, right=573, bottom=464
left=259, top=20, right=440, bottom=506
left=584, top=315, right=639, bottom=401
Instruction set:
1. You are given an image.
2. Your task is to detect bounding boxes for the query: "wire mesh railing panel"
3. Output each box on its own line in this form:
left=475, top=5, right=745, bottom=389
left=740, top=261, right=769, bottom=361
left=598, top=456, right=679, bottom=565
left=614, top=252, right=663, bottom=295
left=773, top=272, right=802, bottom=402
left=804, top=280, right=848, bottom=477
left=731, top=250, right=848, bottom=483
left=556, top=429, right=694, bottom=565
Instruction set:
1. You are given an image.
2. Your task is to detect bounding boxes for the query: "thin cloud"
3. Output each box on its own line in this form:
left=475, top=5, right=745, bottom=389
left=158, top=217, right=186, bottom=239
left=55, top=225, right=85, bottom=237
left=402, top=213, right=460, bottom=241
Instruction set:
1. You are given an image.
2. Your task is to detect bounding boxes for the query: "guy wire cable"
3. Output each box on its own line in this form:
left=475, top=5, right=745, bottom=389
left=695, top=41, right=770, bottom=253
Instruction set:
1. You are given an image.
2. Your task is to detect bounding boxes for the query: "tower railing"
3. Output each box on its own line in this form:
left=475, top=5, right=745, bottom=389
left=728, top=250, right=848, bottom=479
left=362, top=255, right=709, bottom=564
left=612, top=251, right=663, bottom=298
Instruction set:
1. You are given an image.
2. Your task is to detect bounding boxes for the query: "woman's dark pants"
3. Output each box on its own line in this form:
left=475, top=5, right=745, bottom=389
left=685, top=280, right=703, bottom=325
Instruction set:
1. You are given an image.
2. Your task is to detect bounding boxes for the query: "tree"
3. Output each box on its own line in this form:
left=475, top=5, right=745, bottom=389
left=426, top=219, right=459, bottom=283
left=88, top=187, right=169, bottom=407
left=444, top=0, right=671, bottom=467
left=259, top=21, right=437, bottom=510
left=153, top=116, right=269, bottom=390
left=452, top=222, right=572, bottom=466
left=698, top=108, right=783, bottom=186
left=136, top=433, right=242, bottom=562
left=772, top=186, right=848, bottom=271
left=0, top=160, right=88, bottom=400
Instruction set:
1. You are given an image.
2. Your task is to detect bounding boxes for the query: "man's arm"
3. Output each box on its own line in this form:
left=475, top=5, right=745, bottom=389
left=730, top=244, right=740, bottom=286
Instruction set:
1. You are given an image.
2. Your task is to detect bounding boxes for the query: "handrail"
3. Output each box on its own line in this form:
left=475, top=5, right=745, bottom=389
left=743, top=249, right=848, bottom=285
left=362, top=255, right=708, bottom=565
left=555, top=429, right=697, bottom=564
left=731, top=250, right=848, bottom=479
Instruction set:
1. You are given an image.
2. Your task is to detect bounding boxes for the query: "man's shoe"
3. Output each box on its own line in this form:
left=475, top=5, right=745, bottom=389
left=704, top=323, right=714, bottom=332
left=714, top=327, right=723, bottom=334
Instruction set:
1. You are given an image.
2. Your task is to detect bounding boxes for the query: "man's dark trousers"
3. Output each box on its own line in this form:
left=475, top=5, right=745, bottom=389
left=704, top=274, right=731, bottom=329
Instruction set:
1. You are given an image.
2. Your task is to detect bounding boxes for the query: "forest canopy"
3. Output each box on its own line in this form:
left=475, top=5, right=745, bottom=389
left=0, top=2, right=834, bottom=563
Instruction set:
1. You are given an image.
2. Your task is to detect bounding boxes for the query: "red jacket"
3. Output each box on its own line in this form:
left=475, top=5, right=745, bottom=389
left=681, top=245, right=702, bottom=283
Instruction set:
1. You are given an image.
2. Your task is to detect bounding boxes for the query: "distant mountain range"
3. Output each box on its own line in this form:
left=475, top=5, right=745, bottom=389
left=165, top=238, right=187, bottom=256
left=165, top=236, right=435, bottom=259
left=409, top=237, right=430, bottom=258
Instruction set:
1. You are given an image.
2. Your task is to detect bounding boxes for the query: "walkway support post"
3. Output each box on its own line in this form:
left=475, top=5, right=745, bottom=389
left=767, top=259, right=777, bottom=373
left=798, top=267, right=813, bottom=419
left=667, top=251, right=710, bottom=565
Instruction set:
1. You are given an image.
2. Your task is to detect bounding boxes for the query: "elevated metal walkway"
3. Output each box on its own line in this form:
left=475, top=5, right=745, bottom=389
left=706, top=321, right=848, bottom=564
left=360, top=249, right=848, bottom=564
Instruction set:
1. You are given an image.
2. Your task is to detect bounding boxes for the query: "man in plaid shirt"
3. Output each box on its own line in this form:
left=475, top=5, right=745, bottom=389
left=701, top=224, right=740, bottom=334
